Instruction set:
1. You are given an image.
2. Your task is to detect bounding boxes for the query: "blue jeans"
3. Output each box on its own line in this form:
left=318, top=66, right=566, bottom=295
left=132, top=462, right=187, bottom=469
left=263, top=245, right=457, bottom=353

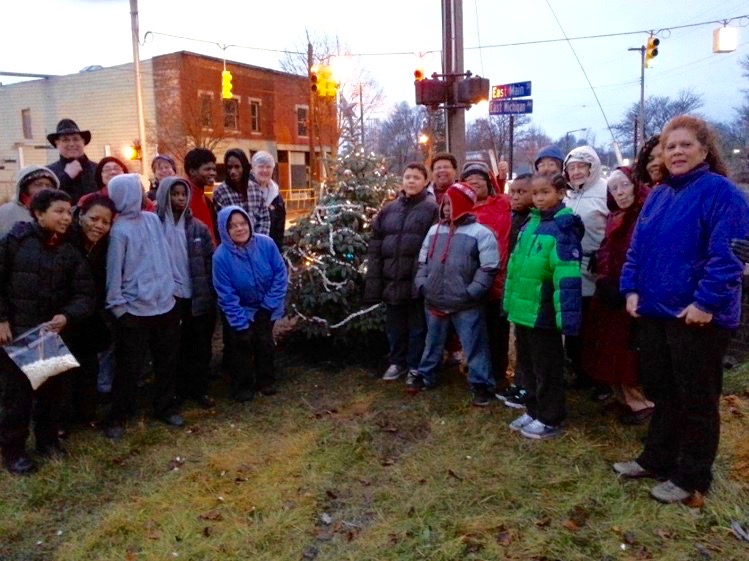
left=418, top=306, right=495, bottom=390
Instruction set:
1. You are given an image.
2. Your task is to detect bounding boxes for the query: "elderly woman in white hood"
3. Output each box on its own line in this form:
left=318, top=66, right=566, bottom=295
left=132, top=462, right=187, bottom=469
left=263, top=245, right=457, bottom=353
left=249, top=151, right=286, bottom=251
left=0, top=166, right=60, bottom=236
left=563, top=146, right=610, bottom=394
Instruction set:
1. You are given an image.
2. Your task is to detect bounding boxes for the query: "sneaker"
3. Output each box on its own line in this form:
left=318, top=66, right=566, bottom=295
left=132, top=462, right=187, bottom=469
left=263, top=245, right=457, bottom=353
left=382, top=364, right=407, bottom=381
left=406, top=372, right=425, bottom=393
left=504, top=387, right=528, bottom=410
left=509, top=413, right=535, bottom=432
left=471, top=386, right=492, bottom=407
left=496, top=384, right=518, bottom=402
left=612, top=460, right=656, bottom=479
left=649, top=480, right=693, bottom=504
left=520, top=419, right=564, bottom=440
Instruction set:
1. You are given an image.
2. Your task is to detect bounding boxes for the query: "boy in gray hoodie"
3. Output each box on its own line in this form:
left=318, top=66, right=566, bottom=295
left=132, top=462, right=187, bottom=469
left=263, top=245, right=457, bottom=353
left=104, top=174, right=182, bottom=439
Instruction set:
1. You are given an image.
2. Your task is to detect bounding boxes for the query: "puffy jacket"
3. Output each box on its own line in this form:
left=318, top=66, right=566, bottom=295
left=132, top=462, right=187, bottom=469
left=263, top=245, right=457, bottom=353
left=414, top=215, right=499, bottom=313
left=213, top=206, right=288, bottom=330
left=364, top=189, right=438, bottom=304
left=47, top=155, right=98, bottom=205
left=472, top=194, right=511, bottom=301
left=156, top=177, right=216, bottom=317
left=504, top=203, right=584, bottom=335
left=0, top=221, right=94, bottom=338
left=620, top=164, right=749, bottom=329
left=563, top=146, right=609, bottom=296
left=106, top=174, right=177, bottom=318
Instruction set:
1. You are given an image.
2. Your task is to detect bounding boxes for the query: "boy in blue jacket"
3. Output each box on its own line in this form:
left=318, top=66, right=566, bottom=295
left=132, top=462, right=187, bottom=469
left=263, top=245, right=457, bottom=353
left=213, top=206, right=287, bottom=402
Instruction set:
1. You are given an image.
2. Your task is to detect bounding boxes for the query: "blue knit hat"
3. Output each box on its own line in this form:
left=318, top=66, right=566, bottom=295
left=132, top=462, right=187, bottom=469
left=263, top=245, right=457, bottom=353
left=534, top=145, right=565, bottom=171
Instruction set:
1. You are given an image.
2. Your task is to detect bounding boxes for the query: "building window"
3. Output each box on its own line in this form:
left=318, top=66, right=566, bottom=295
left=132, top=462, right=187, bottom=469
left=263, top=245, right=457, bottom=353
left=296, top=106, right=309, bottom=137
left=199, top=93, right=213, bottom=128
left=21, top=109, right=32, bottom=139
left=250, top=100, right=261, bottom=133
left=223, top=98, right=239, bottom=130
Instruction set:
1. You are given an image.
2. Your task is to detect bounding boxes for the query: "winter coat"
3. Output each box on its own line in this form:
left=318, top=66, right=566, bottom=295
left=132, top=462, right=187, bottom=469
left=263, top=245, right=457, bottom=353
left=620, top=163, right=749, bottom=329
left=503, top=203, right=584, bottom=336
left=0, top=165, right=61, bottom=237
left=249, top=175, right=286, bottom=251
left=156, top=177, right=216, bottom=317
left=106, top=174, right=177, bottom=318
left=213, top=206, right=288, bottom=331
left=188, top=179, right=217, bottom=245
left=472, top=194, right=511, bottom=301
left=582, top=184, right=649, bottom=386
left=0, top=221, right=94, bottom=338
left=509, top=209, right=530, bottom=254
left=47, top=155, right=98, bottom=205
left=414, top=215, right=499, bottom=314
left=364, top=189, right=438, bottom=305
left=563, top=146, right=609, bottom=297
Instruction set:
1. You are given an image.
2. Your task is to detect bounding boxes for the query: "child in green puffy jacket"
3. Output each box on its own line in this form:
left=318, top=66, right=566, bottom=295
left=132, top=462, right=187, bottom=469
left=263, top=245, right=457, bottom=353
left=503, top=173, right=583, bottom=440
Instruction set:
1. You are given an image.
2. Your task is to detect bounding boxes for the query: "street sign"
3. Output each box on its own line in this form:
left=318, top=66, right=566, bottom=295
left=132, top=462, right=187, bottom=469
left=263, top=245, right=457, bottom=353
left=489, top=99, right=534, bottom=115
left=491, top=81, right=531, bottom=99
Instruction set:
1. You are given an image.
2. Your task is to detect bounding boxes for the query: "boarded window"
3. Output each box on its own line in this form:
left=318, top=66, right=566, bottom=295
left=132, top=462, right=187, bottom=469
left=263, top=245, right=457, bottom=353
left=21, top=109, right=32, bottom=139
left=297, top=106, right=308, bottom=137
left=250, top=100, right=261, bottom=132
left=223, top=98, right=239, bottom=130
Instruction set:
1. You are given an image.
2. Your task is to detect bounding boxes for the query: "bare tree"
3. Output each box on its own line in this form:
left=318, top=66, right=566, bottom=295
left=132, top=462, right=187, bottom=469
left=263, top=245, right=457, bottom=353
left=513, top=126, right=552, bottom=172
left=466, top=115, right=530, bottom=160
left=372, top=102, right=426, bottom=173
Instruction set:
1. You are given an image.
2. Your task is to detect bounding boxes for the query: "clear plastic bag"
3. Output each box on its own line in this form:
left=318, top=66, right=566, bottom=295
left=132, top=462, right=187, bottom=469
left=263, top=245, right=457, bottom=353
left=4, top=325, right=80, bottom=390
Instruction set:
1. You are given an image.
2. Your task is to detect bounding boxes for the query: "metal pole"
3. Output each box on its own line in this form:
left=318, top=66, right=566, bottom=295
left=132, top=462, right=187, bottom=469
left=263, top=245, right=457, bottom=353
left=307, top=41, right=316, bottom=186
left=442, top=0, right=465, bottom=162
left=639, top=46, right=645, bottom=152
left=129, top=0, right=148, bottom=175
left=508, top=115, right=514, bottom=177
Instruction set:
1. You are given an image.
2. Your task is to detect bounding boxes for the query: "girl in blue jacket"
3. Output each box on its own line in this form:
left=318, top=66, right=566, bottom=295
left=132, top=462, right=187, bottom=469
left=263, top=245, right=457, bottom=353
left=213, top=206, right=287, bottom=402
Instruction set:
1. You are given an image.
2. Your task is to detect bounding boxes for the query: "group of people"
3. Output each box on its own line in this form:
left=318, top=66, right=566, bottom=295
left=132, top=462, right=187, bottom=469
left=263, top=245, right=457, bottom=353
left=364, top=114, right=749, bottom=504
left=1, top=114, right=747, bottom=507
left=0, top=119, right=288, bottom=475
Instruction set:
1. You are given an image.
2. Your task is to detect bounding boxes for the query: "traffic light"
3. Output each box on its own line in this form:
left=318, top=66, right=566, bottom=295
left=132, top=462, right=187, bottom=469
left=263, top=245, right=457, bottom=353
left=414, top=68, right=425, bottom=81
left=457, top=76, right=490, bottom=105
left=310, top=70, right=319, bottom=93
left=645, top=36, right=660, bottom=68
left=311, top=65, right=337, bottom=99
left=415, top=78, right=448, bottom=107
left=221, top=70, right=233, bottom=99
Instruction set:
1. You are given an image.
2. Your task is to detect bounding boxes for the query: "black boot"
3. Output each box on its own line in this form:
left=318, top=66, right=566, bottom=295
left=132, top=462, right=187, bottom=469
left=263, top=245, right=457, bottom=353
left=2, top=446, right=36, bottom=475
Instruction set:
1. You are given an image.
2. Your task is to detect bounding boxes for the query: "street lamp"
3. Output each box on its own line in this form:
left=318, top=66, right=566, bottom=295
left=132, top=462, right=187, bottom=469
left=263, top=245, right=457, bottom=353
left=564, top=128, right=587, bottom=154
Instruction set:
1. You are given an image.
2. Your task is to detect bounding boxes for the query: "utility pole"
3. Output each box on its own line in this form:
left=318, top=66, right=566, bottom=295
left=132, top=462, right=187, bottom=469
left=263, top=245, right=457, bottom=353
left=628, top=46, right=646, bottom=156
left=129, top=0, right=148, bottom=175
left=442, top=0, right=465, bottom=162
left=307, top=41, right=317, bottom=187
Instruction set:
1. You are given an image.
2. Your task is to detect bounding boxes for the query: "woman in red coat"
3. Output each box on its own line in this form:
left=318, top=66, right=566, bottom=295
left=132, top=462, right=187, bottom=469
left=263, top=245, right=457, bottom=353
left=583, top=166, right=653, bottom=424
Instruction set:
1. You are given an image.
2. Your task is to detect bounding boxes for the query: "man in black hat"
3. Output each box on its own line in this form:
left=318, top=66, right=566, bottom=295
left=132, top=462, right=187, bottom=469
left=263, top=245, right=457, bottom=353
left=46, top=118, right=98, bottom=204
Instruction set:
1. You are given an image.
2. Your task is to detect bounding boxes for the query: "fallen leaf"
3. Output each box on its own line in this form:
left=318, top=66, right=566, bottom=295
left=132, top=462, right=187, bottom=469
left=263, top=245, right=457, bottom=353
left=315, top=528, right=333, bottom=541
left=325, top=489, right=338, bottom=499
left=382, top=425, right=399, bottom=433
left=654, top=528, right=674, bottom=539
left=611, top=525, right=622, bottom=534
left=683, top=492, right=705, bottom=509
left=320, top=513, right=333, bottom=525
left=388, top=533, right=399, bottom=545
left=568, top=505, right=589, bottom=527
left=202, top=526, right=212, bottom=537
left=496, top=531, right=513, bottom=546
left=407, top=506, right=415, bottom=517
left=562, top=519, right=580, bottom=532
left=448, top=469, right=463, bottom=481
left=535, top=516, right=551, bottom=528
left=147, top=530, right=162, bottom=540
left=198, top=510, right=224, bottom=521
left=381, top=458, right=396, bottom=466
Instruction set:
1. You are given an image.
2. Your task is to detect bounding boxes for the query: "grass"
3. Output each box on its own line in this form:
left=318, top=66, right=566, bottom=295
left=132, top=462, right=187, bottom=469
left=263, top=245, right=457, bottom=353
left=1, top=355, right=749, bottom=561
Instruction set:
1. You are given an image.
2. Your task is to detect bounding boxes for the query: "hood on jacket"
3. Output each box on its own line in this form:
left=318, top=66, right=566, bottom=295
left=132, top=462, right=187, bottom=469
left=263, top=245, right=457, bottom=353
left=440, top=182, right=477, bottom=222
left=217, top=205, right=254, bottom=249
left=563, top=146, right=602, bottom=192
left=108, top=174, right=145, bottom=218
left=14, top=165, right=60, bottom=203
left=606, top=166, right=650, bottom=212
left=534, top=145, right=565, bottom=171
left=156, top=176, right=193, bottom=223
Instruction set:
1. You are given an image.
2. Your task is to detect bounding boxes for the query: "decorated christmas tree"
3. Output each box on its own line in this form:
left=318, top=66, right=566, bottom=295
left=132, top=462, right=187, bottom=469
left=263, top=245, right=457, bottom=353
left=283, top=149, right=399, bottom=342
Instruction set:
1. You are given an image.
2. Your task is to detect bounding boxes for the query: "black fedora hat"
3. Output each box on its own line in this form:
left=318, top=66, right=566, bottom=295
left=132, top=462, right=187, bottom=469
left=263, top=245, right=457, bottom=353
left=47, top=118, right=92, bottom=147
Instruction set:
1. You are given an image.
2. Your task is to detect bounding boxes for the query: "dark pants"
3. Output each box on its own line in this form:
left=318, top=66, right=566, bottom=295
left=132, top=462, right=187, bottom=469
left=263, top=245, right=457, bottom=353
left=515, top=325, right=566, bottom=426
left=176, top=298, right=215, bottom=399
left=385, top=301, right=426, bottom=370
left=486, top=301, right=510, bottom=382
left=0, top=350, right=66, bottom=455
left=224, top=317, right=275, bottom=397
left=65, top=351, right=99, bottom=423
left=565, top=296, right=592, bottom=381
left=107, top=306, right=180, bottom=424
left=636, top=318, right=731, bottom=493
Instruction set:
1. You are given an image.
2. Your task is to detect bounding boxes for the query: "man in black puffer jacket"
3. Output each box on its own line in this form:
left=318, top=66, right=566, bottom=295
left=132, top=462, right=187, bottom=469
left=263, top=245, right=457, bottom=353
left=364, top=162, right=438, bottom=381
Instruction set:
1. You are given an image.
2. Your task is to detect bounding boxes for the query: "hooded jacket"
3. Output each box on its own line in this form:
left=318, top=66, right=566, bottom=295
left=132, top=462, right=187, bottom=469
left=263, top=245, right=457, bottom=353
left=504, top=203, right=584, bottom=335
left=105, top=174, right=177, bottom=318
left=620, top=164, right=749, bottom=329
left=213, top=206, right=288, bottom=331
left=364, top=188, right=438, bottom=304
left=0, top=221, right=94, bottom=338
left=563, top=146, right=609, bottom=297
left=47, top=154, right=98, bottom=205
left=156, top=177, right=216, bottom=317
left=0, top=166, right=60, bottom=237
left=471, top=194, right=511, bottom=302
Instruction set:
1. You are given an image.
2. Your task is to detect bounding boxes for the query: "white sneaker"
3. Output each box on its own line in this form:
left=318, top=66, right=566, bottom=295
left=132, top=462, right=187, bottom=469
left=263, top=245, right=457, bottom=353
left=382, top=364, right=406, bottom=381
left=509, top=413, right=535, bottom=432
left=520, top=419, right=564, bottom=440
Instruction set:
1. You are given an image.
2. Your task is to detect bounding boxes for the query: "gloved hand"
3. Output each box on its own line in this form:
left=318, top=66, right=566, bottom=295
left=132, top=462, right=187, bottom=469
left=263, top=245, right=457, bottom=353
left=731, top=238, right=749, bottom=264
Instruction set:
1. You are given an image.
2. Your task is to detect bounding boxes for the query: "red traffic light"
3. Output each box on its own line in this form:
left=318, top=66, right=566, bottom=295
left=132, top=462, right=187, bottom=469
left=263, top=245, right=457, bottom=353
left=310, top=71, right=319, bottom=92
left=414, top=68, right=424, bottom=81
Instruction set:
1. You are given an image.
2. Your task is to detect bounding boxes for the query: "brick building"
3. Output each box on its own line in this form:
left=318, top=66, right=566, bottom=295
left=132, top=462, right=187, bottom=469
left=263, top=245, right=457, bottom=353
left=0, top=51, right=333, bottom=212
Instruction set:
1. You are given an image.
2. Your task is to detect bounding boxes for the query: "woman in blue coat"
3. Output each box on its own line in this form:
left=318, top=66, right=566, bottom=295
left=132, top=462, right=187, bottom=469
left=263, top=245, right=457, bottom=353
left=213, top=206, right=287, bottom=402
left=614, top=115, right=749, bottom=504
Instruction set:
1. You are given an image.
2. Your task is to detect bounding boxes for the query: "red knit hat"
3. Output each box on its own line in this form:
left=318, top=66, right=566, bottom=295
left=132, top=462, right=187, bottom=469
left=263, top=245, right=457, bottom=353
left=442, top=182, right=477, bottom=221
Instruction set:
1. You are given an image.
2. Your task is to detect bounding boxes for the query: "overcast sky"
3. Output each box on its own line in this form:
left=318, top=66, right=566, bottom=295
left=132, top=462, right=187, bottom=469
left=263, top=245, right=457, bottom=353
left=2, top=0, right=747, bottom=148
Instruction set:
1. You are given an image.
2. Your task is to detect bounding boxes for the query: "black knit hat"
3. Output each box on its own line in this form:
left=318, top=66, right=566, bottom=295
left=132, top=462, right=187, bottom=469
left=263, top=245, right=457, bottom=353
left=47, top=118, right=91, bottom=147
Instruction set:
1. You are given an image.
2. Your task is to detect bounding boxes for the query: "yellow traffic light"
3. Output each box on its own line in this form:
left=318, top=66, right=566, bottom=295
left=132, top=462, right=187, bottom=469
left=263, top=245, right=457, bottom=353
left=645, top=36, right=660, bottom=68
left=310, top=68, right=319, bottom=93
left=414, top=68, right=425, bottom=81
left=310, top=65, right=337, bottom=99
left=222, top=70, right=233, bottom=99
